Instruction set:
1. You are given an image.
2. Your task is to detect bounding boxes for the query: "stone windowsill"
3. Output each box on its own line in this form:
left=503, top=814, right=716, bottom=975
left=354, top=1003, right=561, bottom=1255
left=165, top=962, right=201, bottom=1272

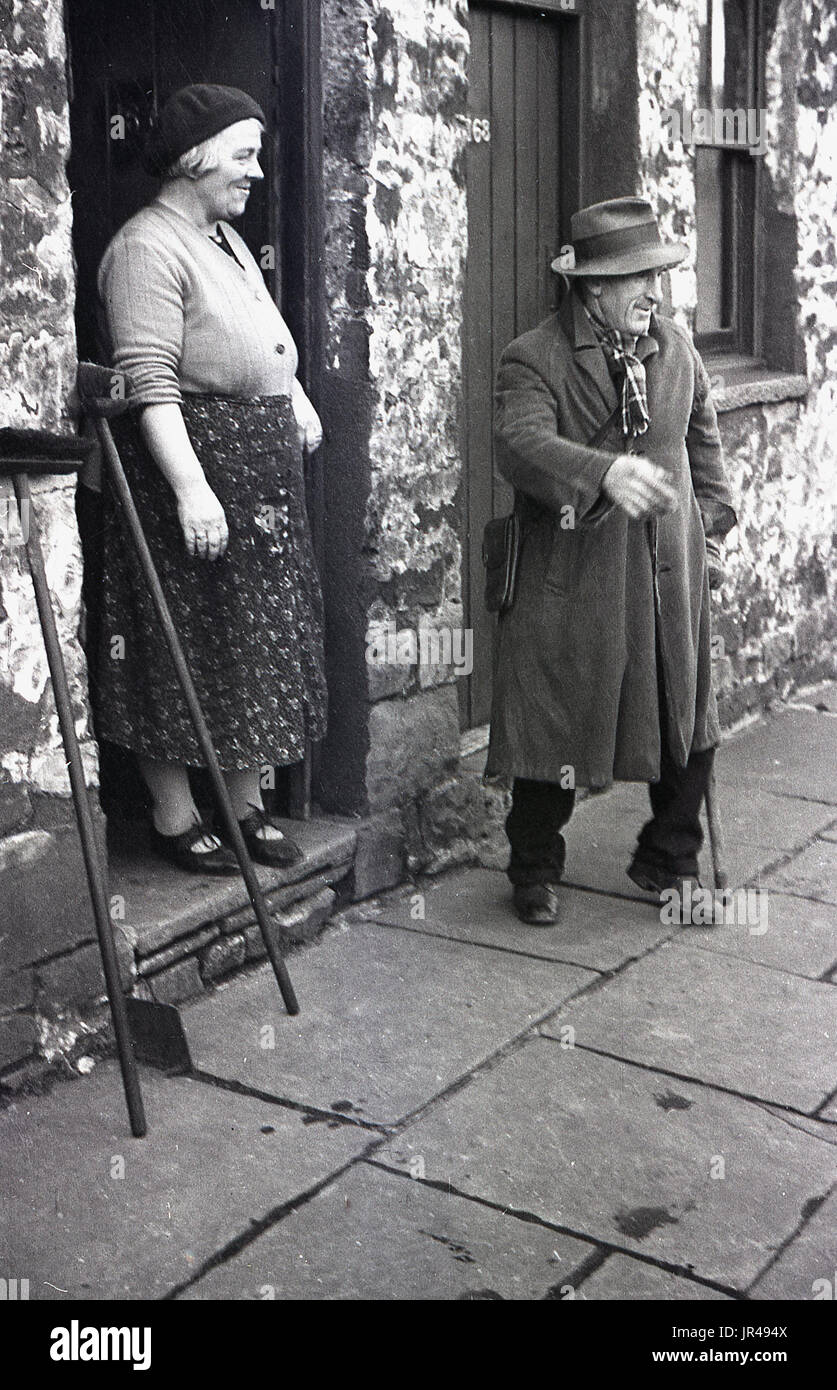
left=707, top=358, right=808, bottom=414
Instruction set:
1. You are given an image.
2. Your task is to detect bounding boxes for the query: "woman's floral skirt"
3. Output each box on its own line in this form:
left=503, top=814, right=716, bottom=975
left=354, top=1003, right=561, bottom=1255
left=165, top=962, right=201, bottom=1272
left=96, top=394, right=327, bottom=771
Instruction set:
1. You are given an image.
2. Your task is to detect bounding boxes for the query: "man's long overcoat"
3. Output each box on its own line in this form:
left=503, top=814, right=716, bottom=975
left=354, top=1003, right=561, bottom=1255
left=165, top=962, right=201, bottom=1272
left=485, top=290, right=736, bottom=790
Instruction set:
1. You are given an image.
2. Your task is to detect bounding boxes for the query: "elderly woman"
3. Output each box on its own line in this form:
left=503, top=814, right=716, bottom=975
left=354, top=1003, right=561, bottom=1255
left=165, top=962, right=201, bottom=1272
left=96, top=84, right=327, bottom=873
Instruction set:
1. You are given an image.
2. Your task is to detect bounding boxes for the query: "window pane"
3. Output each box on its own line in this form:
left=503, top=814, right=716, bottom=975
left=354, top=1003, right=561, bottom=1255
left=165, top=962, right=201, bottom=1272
left=697, top=0, right=712, bottom=109
left=698, top=0, right=753, bottom=114
left=695, top=146, right=733, bottom=334
left=721, top=0, right=753, bottom=110
left=712, top=0, right=726, bottom=109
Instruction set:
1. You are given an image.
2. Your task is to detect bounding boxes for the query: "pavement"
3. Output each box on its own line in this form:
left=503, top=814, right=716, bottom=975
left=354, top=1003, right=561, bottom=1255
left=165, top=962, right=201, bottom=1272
left=2, top=687, right=836, bottom=1302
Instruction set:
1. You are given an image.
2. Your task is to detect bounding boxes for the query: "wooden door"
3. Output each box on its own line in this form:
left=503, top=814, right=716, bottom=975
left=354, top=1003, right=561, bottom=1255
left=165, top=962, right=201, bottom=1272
left=461, top=0, right=581, bottom=730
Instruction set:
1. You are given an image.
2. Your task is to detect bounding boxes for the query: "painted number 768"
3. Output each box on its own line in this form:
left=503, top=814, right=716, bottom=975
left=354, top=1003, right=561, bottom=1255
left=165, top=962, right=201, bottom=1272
left=465, top=116, right=491, bottom=144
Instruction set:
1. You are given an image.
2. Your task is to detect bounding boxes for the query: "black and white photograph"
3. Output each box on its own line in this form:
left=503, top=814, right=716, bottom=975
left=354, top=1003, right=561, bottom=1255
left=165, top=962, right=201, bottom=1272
left=0, top=0, right=835, bottom=1340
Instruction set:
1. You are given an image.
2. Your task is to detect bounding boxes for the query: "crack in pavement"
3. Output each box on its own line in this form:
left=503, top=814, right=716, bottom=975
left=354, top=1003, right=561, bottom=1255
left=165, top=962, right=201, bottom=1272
left=361, top=912, right=617, bottom=971
left=362, top=1158, right=745, bottom=1301
left=162, top=1139, right=387, bottom=1300
left=536, top=1038, right=837, bottom=1125
left=743, top=1179, right=837, bottom=1299
left=756, top=1102, right=837, bottom=1146
left=185, top=1069, right=393, bottom=1133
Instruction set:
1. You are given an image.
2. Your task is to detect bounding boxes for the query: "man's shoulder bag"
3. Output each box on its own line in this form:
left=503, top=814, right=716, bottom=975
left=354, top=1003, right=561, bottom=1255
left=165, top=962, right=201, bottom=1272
left=482, top=507, right=523, bottom=615
left=482, top=402, right=622, bottom=615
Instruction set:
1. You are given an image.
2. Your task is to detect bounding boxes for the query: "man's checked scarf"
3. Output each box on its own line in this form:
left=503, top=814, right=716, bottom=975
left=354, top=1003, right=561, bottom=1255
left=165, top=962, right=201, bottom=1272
left=584, top=304, right=651, bottom=439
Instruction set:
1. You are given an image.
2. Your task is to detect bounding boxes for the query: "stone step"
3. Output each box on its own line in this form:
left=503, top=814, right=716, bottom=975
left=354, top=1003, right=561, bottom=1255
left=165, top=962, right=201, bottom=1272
left=109, top=817, right=358, bottom=1006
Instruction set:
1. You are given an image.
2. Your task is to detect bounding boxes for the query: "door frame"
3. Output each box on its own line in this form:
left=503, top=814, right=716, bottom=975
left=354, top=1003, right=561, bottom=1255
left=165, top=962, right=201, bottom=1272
left=277, top=0, right=326, bottom=809
left=278, top=0, right=325, bottom=460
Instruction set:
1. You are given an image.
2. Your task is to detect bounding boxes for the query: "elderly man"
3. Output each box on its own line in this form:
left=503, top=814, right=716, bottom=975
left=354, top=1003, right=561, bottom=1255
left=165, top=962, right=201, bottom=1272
left=485, top=196, right=736, bottom=925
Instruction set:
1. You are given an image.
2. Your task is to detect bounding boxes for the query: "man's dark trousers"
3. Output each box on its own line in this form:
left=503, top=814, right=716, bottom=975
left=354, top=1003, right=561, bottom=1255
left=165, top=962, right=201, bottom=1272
left=506, top=655, right=714, bottom=887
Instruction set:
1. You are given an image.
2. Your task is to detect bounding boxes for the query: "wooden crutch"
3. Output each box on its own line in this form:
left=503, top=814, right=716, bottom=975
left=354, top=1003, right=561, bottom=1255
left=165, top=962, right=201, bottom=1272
left=75, top=364, right=300, bottom=1016
left=0, top=427, right=147, bottom=1137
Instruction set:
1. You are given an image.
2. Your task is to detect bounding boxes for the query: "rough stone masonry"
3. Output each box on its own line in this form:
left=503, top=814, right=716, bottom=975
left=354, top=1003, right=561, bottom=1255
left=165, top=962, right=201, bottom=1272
left=0, top=0, right=114, bottom=1077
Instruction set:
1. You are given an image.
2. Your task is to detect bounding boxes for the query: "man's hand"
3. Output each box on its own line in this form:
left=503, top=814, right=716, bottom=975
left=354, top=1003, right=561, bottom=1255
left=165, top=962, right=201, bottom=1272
left=602, top=454, right=678, bottom=521
left=176, top=480, right=229, bottom=560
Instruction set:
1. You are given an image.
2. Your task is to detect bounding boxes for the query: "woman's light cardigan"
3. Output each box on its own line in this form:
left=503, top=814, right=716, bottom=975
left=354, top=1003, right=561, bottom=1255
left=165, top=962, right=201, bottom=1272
left=98, top=200, right=314, bottom=419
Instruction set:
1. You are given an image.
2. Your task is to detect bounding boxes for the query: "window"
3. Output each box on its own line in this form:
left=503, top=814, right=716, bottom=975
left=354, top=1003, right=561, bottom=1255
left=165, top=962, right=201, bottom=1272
left=694, top=0, right=764, bottom=359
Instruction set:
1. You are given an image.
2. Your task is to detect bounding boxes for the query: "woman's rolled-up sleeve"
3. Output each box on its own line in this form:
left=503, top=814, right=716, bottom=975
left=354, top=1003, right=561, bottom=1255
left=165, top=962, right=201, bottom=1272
left=98, top=235, right=186, bottom=407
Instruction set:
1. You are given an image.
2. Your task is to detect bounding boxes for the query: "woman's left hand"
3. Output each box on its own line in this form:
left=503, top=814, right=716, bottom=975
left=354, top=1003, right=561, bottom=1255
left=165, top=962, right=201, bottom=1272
left=295, top=405, right=323, bottom=455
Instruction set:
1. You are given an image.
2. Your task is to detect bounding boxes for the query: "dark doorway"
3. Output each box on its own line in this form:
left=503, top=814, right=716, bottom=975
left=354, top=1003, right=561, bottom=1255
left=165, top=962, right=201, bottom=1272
left=67, top=0, right=281, bottom=364
left=65, top=0, right=325, bottom=819
left=461, top=0, right=581, bottom=730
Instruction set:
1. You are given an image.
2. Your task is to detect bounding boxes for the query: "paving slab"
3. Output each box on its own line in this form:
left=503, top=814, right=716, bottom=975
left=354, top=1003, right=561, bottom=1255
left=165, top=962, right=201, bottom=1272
left=703, top=785, right=836, bottom=853
left=542, top=941, right=837, bottom=1111
left=0, top=1062, right=369, bottom=1300
left=512, top=757, right=833, bottom=859
left=565, top=829, right=778, bottom=899
left=579, top=1254, right=732, bottom=1300
left=715, top=709, right=837, bottom=805
left=762, top=1107, right=837, bottom=1144
left=180, top=1160, right=593, bottom=1300
left=376, top=1040, right=837, bottom=1290
left=691, top=891, right=837, bottom=980
left=562, top=783, right=677, bottom=902
left=454, top=765, right=831, bottom=904
left=749, top=1187, right=837, bottom=1301
left=183, top=920, right=595, bottom=1125
left=561, top=776, right=834, bottom=900
left=365, top=868, right=674, bottom=973
left=762, top=839, right=837, bottom=907
left=111, top=818, right=357, bottom=957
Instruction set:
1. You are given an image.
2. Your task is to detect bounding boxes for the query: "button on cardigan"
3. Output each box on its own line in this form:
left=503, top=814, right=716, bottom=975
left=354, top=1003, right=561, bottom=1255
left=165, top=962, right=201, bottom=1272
left=98, top=201, right=310, bottom=410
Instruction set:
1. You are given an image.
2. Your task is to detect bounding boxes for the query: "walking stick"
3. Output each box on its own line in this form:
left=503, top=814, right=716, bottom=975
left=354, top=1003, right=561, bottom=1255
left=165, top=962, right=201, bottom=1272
left=705, top=767, right=729, bottom=893
left=0, top=429, right=147, bottom=1138
left=76, top=364, right=299, bottom=1015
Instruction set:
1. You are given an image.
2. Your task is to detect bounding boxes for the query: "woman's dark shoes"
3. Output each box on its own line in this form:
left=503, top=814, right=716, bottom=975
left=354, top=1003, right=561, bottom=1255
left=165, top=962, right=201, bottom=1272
left=512, top=882, right=562, bottom=926
left=231, top=805, right=304, bottom=869
left=150, top=818, right=239, bottom=875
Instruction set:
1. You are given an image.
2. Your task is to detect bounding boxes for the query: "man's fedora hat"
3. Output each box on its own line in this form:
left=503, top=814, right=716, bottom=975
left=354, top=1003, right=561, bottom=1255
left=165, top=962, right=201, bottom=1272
left=552, top=196, right=687, bottom=277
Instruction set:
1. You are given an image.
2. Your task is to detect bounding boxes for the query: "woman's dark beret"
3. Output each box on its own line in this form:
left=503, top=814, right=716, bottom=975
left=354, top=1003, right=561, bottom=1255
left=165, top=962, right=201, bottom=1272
left=144, top=84, right=266, bottom=177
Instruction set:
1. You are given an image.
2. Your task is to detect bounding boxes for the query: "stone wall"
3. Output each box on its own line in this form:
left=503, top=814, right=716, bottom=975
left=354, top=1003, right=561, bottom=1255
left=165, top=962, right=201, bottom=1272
left=318, top=0, right=470, bottom=885
left=0, top=0, right=105, bottom=1078
left=637, top=0, right=837, bottom=723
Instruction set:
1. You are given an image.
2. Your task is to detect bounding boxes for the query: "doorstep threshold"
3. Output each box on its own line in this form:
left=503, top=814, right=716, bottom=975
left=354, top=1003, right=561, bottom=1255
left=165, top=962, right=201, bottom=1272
left=109, top=816, right=357, bottom=963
